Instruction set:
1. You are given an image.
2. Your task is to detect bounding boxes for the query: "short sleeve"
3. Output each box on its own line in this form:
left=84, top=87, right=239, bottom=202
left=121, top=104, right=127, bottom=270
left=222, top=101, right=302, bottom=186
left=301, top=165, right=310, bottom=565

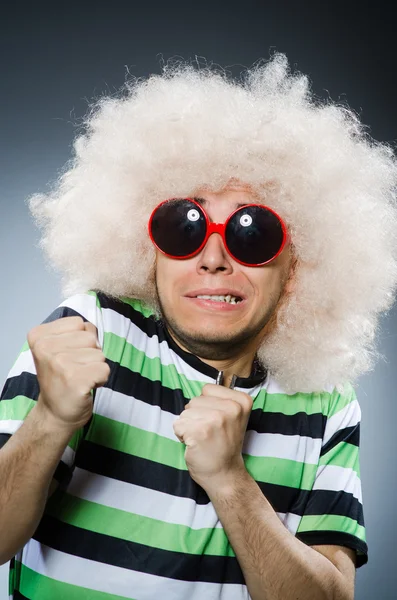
left=0, top=290, right=104, bottom=488
left=295, top=382, right=368, bottom=568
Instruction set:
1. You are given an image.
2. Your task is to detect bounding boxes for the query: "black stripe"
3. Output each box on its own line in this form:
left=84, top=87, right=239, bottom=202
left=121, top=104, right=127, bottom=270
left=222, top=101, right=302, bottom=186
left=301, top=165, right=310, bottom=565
left=76, top=439, right=211, bottom=504
left=321, top=424, right=360, bottom=456
left=1, top=372, right=39, bottom=401
left=75, top=440, right=311, bottom=515
left=14, top=592, right=30, bottom=600
left=53, top=460, right=73, bottom=488
left=33, top=514, right=246, bottom=584
left=0, top=432, right=11, bottom=448
left=105, top=359, right=188, bottom=415
left=250, top=409, right=326, bottom=438
left=105, top=360, right=326, bottom=438
left=303, top=489, right=365, bottom=527
left=296, top=531, right=368, bottom=568
left=41, top=306, right=90, bottom=324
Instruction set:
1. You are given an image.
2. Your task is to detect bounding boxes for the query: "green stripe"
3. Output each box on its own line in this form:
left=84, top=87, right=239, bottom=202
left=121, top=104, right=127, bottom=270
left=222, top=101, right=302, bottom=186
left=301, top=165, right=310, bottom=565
left=297, top=513, right=366, bottom=542
left=243, top=454, right=317, bottom=490
left=319, top=441, right=360, bottom=475
left=103, top=331, right=204, bottom=396
left=9, top=558, right=19, bottom=597
left=0, top=395, right=35, bottom=420
left=119, top=296, right=155, bottom=318
left=254, top=389, right=324, bottom=415
left=68, top=428, right=84, bottom=452
left=17, top=562, right=134, bottom=600
left=88, top=414, right=316, bottom=489
left=88, top=413, right=188, bottom=470
left=47, top=491, right=235, bottom=557
left=327, top=384, right=356, bottom=417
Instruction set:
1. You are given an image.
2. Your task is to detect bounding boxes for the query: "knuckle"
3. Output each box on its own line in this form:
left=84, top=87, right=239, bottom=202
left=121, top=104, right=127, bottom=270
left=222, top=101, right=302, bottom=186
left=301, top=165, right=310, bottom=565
left=84, top=321, right=97, bottom=334
left=103, top=362, right=111, bottom=375
left=31, top=336, right=48, bottom=358
left=232, top=401, right=243, bottom=417
left=83, top=332, right=96, bottom=348
left=97, top=351, right=107, bottom=362
left=70, top=316, right=85, bottom=328
left=27, top=326, right=39, bottom=348
left=214, top=412, right=225, bottom=427
left=97, top=361, right=111, bottom=380
left=244, top=393, right=254, bottom=409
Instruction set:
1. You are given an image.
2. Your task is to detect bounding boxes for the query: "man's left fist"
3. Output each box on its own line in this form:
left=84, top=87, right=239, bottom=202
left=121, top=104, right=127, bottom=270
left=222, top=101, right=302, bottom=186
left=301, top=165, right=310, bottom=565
left=173, top=383, right=253, bottom=491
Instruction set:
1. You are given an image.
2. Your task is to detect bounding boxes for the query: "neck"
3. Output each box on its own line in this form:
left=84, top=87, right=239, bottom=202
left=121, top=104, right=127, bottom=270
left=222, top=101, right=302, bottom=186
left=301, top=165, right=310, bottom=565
left=166, top=327, right=257, bottom=387
left=202, top=354, right=256, bottom=388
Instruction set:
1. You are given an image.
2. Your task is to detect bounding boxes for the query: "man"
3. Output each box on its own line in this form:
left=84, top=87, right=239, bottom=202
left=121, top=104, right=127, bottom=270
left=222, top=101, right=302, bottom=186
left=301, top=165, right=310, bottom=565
left=1, top=54, right=396, bottom=600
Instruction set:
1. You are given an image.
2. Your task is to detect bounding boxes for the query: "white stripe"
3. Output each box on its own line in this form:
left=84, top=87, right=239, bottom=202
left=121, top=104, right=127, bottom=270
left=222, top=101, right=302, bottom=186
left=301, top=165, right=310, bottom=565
left=7, top=349, right=36, bottom=379
left=23, top=539, right=251, bottom=599
left=0, top=419, right=23, bottom=434
left=313, top=464, right=362, bottom=503
left=279, top=512, right=302, bottom=535
left=265, top=377, right=297, bottom=395
left=242, top=430, right=321, bottom=465
left=323, top=399, right=361, bottom=446
left=266, top=376, right=336, bottom=396
left=94, top=387, right=180, bottom=440
left=60, top=445, right=75, bottom=468
left=59, top=293, right=104, bottom=347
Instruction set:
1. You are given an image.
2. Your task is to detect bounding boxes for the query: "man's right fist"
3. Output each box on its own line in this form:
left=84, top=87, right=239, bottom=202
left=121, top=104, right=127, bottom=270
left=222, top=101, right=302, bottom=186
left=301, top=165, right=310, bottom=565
left=27, top=316, right=110, bottom=431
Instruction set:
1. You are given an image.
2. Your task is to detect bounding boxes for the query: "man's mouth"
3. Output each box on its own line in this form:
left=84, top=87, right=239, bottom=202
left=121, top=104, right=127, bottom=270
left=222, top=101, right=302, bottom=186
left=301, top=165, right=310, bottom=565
left=195, top=294, right=243, bottom=304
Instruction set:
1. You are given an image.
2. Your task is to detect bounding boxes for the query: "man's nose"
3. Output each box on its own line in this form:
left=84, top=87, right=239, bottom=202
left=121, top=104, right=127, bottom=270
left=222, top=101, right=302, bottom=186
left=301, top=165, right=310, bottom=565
left=196, top=233, right=233, bottom=273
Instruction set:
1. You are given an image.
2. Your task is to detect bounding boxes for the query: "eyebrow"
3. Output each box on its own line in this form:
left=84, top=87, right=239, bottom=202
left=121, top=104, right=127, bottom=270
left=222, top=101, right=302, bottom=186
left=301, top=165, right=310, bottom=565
left=193, top=196, right=247, bottom=209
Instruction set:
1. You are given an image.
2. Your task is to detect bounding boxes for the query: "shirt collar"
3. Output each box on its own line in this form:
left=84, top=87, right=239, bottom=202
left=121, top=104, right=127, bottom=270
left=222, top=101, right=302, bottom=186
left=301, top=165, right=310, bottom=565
left=163, top=325, right=268, bottom=389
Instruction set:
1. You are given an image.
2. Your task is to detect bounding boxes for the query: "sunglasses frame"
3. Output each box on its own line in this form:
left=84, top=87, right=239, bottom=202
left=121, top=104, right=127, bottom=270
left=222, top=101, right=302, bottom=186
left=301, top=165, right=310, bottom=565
left=148, top=197, right=290, bottom=267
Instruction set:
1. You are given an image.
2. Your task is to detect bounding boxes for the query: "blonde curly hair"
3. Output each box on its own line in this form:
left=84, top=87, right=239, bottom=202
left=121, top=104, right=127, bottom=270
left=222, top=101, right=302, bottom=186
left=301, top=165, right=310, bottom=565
left=29, top=54, right=397, bottom=394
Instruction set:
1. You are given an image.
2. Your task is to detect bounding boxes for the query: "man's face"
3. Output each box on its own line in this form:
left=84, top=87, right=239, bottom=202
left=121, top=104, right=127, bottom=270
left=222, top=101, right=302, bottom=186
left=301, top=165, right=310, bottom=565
left=155, top=187, right=294, bottom=360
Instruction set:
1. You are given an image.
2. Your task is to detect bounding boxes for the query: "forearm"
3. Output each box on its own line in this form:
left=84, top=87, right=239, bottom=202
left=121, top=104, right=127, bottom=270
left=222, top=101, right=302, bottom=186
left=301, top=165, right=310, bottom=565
left=0, top=401, right=75, bottom=564
left=206, top=469, right=348, bottom=600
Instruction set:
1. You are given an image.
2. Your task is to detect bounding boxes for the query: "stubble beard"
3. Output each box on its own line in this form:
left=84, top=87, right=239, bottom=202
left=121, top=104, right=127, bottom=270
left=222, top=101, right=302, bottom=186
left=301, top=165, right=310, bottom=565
left=156, top=286, right=283, bottom=361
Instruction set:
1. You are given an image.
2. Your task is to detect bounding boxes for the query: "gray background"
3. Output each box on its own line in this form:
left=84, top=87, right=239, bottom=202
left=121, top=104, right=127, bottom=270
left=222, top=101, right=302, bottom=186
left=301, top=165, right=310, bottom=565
left=1, top=2, right=396, bottom=598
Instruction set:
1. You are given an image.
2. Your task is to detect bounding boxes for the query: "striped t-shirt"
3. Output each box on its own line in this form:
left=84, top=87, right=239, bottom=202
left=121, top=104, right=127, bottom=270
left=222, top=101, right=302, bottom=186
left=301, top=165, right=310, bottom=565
left=0, top=291, right=368, bottom=600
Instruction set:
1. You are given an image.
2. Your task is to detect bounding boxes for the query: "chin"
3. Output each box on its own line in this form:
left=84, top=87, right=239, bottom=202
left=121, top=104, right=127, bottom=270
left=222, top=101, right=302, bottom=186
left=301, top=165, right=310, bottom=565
left=169, top=319, right=258, bottom=358
left=184, top=325, right=234, bottom=341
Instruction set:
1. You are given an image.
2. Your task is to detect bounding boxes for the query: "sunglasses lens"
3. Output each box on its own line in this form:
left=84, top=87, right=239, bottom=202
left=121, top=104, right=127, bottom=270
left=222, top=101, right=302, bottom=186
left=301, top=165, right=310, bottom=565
left=226, top=206, right=285, bottom=265
left=150, top=199, right=207, bottom=257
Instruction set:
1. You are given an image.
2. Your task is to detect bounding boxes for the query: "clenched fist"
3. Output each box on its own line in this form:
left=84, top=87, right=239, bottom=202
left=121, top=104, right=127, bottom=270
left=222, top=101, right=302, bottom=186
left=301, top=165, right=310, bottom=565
left=173, top=384, right=253, bottom=493
left=27, top=316, right=110, bottom=432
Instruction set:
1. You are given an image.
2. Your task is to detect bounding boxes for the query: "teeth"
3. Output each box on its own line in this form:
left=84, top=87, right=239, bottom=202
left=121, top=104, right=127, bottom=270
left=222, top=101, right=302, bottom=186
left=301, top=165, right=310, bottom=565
left=196, top=294, right=241, bottom=304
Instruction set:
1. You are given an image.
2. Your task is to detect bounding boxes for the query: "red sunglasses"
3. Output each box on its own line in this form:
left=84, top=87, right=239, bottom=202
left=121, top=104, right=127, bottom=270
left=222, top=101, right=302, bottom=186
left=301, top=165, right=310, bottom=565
left=148, top=197, right=289, bottom=267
